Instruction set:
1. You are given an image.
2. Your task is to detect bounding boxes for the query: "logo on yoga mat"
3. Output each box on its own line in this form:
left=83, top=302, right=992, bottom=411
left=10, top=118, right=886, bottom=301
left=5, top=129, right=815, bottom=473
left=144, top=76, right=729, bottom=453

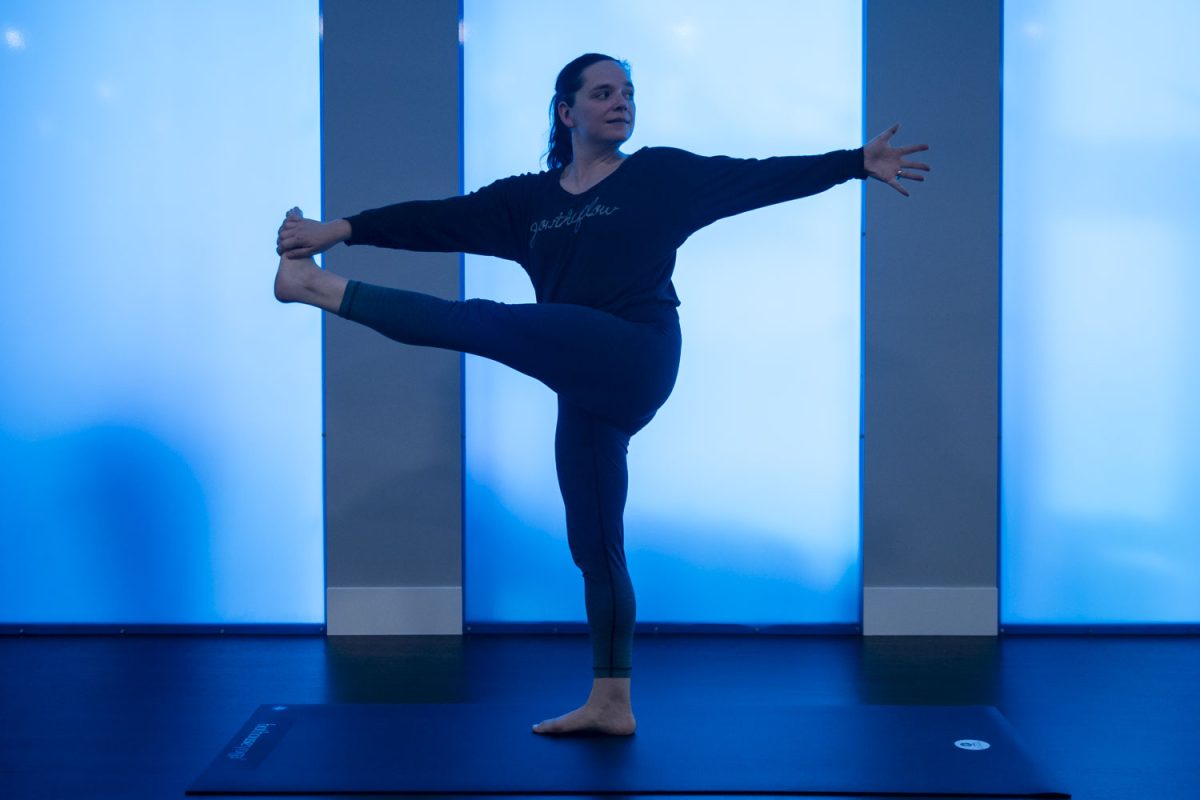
left=954, top=739, right=991, bottom=751
left=227, top=723, right=277, bottom=761
left=222, top=706, right=296, bottom=769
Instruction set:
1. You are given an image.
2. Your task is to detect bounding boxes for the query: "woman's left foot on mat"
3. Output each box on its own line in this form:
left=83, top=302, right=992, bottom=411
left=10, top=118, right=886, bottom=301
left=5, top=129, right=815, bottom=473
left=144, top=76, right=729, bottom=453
left=532, top=702, right=636, bottom=736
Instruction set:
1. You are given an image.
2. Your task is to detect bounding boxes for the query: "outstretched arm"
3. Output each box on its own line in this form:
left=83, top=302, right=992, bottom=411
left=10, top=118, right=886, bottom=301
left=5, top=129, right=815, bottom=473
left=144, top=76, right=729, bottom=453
left=863, top=123, right=931, bottom=198
left=672, top=146, right=870, bottom=233
left=276, top=175, right=532, bottom=264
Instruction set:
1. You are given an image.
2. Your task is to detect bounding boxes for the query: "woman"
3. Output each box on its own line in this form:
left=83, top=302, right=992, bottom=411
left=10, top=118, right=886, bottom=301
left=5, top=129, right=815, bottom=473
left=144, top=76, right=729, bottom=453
left=275, top=53, right=930, bottom=736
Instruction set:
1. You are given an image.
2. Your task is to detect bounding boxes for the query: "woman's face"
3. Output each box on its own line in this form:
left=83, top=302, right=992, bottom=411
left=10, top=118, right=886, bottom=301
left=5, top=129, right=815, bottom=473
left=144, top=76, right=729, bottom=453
left=558, top=60, right=635, bottom=148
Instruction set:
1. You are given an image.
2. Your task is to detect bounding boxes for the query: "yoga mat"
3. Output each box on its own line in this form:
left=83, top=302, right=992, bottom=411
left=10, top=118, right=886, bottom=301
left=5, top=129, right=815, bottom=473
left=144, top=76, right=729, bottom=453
left=188, top=703, right=1068, bottom=796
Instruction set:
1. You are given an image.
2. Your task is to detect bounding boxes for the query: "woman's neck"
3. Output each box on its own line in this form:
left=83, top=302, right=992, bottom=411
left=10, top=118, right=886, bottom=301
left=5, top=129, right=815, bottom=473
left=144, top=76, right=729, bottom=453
left=561, top=147, right=626, bottom=192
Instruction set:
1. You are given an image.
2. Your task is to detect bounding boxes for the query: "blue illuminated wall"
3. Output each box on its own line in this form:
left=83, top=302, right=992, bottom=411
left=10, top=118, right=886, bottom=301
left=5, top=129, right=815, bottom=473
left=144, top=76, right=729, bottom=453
left=462, top=0, right=863, bottom=627
left=0, top=1, right=323, bottom=625
left=1002, top=1, right=1200, bottom=624
left=12, top=0, right=1190, bottom=633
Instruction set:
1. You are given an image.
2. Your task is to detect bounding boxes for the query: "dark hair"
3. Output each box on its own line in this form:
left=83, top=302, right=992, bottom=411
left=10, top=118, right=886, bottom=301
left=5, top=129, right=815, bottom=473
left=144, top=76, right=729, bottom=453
left=545, top=53, right=630, bottom=170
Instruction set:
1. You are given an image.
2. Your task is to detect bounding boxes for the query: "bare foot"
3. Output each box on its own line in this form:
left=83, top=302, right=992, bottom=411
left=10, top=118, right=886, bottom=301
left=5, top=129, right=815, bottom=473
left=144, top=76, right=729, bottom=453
left=531, top=703, right=636, bottom=736
left=273, top=253, right=318, bottom=304
left=273, top=250, right=348, bottom=313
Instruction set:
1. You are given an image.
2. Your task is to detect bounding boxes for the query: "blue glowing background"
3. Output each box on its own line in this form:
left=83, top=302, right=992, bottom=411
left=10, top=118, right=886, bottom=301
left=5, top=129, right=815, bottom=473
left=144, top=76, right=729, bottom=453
left=1001, top=0, right=1200, bottom=624
left=462, top=0, right=863, bottom=626
left=10, top=1, right=1190, bottom=631
left=0, top=1, right=323, bottom=624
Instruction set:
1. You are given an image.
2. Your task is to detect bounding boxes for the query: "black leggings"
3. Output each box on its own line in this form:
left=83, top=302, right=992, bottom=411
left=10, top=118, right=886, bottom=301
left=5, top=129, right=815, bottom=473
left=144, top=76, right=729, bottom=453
left=338, top=280, right=682, bottom=677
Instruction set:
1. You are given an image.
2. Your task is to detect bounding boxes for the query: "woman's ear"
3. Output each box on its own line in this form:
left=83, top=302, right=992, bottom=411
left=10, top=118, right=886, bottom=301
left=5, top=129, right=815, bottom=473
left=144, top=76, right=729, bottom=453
left=557, top=101, right=573, bottom=129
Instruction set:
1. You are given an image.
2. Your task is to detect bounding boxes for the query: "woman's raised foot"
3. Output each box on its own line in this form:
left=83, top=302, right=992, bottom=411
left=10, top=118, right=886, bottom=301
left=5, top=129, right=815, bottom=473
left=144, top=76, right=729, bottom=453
left=273, top=253, right=320, bottom=304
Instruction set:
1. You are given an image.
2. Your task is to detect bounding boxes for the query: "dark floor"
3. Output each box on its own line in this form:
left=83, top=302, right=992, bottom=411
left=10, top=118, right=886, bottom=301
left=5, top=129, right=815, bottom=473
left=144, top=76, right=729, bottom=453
left=1, top=632, right=1196, bottom=799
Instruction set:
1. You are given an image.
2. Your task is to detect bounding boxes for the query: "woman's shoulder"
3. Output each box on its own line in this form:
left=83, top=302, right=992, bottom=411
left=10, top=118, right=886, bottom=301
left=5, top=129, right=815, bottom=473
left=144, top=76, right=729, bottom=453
left=629, top=146, right=721, bottom=172
left=632, top=145, right=700, bottom=161
left=486, top=168, right=550, bottom=187
left=469, top=168, right=555, bottom=201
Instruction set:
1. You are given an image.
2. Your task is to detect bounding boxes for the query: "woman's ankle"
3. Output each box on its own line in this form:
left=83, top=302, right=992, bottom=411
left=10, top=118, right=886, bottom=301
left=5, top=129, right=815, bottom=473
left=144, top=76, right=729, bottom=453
left=588, top=676, right=632, bottom=706
left=309, top=269, right=349, bottom=314
left=276, top=255, right=347, bottom=313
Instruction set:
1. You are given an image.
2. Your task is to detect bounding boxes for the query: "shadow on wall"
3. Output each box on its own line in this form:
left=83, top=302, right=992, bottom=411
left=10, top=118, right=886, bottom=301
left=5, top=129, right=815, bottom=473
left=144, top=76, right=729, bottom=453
left=0, top=424, right=214, bottom=623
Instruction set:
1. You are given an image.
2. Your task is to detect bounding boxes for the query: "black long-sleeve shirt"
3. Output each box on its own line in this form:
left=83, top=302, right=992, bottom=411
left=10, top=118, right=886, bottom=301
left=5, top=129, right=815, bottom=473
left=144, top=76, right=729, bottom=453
left=345, top=146, right=867, bottom=322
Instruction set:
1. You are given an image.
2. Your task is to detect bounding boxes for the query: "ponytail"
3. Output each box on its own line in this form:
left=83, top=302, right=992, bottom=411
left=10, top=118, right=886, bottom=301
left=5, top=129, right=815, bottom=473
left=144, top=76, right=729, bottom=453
left=546, top=94, right=576, bottom=170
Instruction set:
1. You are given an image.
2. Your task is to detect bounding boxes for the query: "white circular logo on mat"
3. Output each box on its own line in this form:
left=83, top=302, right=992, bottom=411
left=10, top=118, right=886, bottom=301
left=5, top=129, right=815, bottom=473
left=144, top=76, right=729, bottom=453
left=955, top=739, right=991, bottom=751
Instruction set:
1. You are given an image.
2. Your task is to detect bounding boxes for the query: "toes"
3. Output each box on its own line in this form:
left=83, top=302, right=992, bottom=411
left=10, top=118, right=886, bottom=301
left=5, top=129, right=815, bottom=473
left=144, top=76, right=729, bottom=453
left=532, top=715, right=574, bottom=734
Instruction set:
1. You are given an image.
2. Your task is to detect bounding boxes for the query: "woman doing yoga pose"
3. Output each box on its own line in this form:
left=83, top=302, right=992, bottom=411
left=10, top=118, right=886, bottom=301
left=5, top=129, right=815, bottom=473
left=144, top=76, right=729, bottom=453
left=275, top=53, right=930, bottom=736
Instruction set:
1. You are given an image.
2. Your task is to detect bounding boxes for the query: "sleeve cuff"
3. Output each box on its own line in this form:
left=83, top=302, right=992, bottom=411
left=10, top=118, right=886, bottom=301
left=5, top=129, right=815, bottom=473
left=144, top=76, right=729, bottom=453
left=342, top=213, right=364, bottom=246
left=849, top=147, right=869, bottom=180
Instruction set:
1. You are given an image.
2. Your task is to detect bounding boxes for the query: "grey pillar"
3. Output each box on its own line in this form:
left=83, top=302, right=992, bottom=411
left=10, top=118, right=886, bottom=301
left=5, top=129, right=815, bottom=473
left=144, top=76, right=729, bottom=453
left=862, top=0, right=1001, bottom=634
left=321, top=0, right=463, bottom=634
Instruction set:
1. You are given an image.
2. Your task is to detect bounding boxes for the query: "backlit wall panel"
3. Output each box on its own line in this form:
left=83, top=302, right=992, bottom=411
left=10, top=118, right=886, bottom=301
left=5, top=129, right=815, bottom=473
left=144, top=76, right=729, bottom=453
left=462, top=0, right=863, bottom=626
left=1002, top=0, right=1200, bottom=624
left=0, top=1, right=323, bottom=624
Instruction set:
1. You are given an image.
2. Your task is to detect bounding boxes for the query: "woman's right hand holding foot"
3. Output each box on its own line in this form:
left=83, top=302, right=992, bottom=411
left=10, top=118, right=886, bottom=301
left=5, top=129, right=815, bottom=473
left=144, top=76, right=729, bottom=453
left=276, top=208, right=351, bottom=258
